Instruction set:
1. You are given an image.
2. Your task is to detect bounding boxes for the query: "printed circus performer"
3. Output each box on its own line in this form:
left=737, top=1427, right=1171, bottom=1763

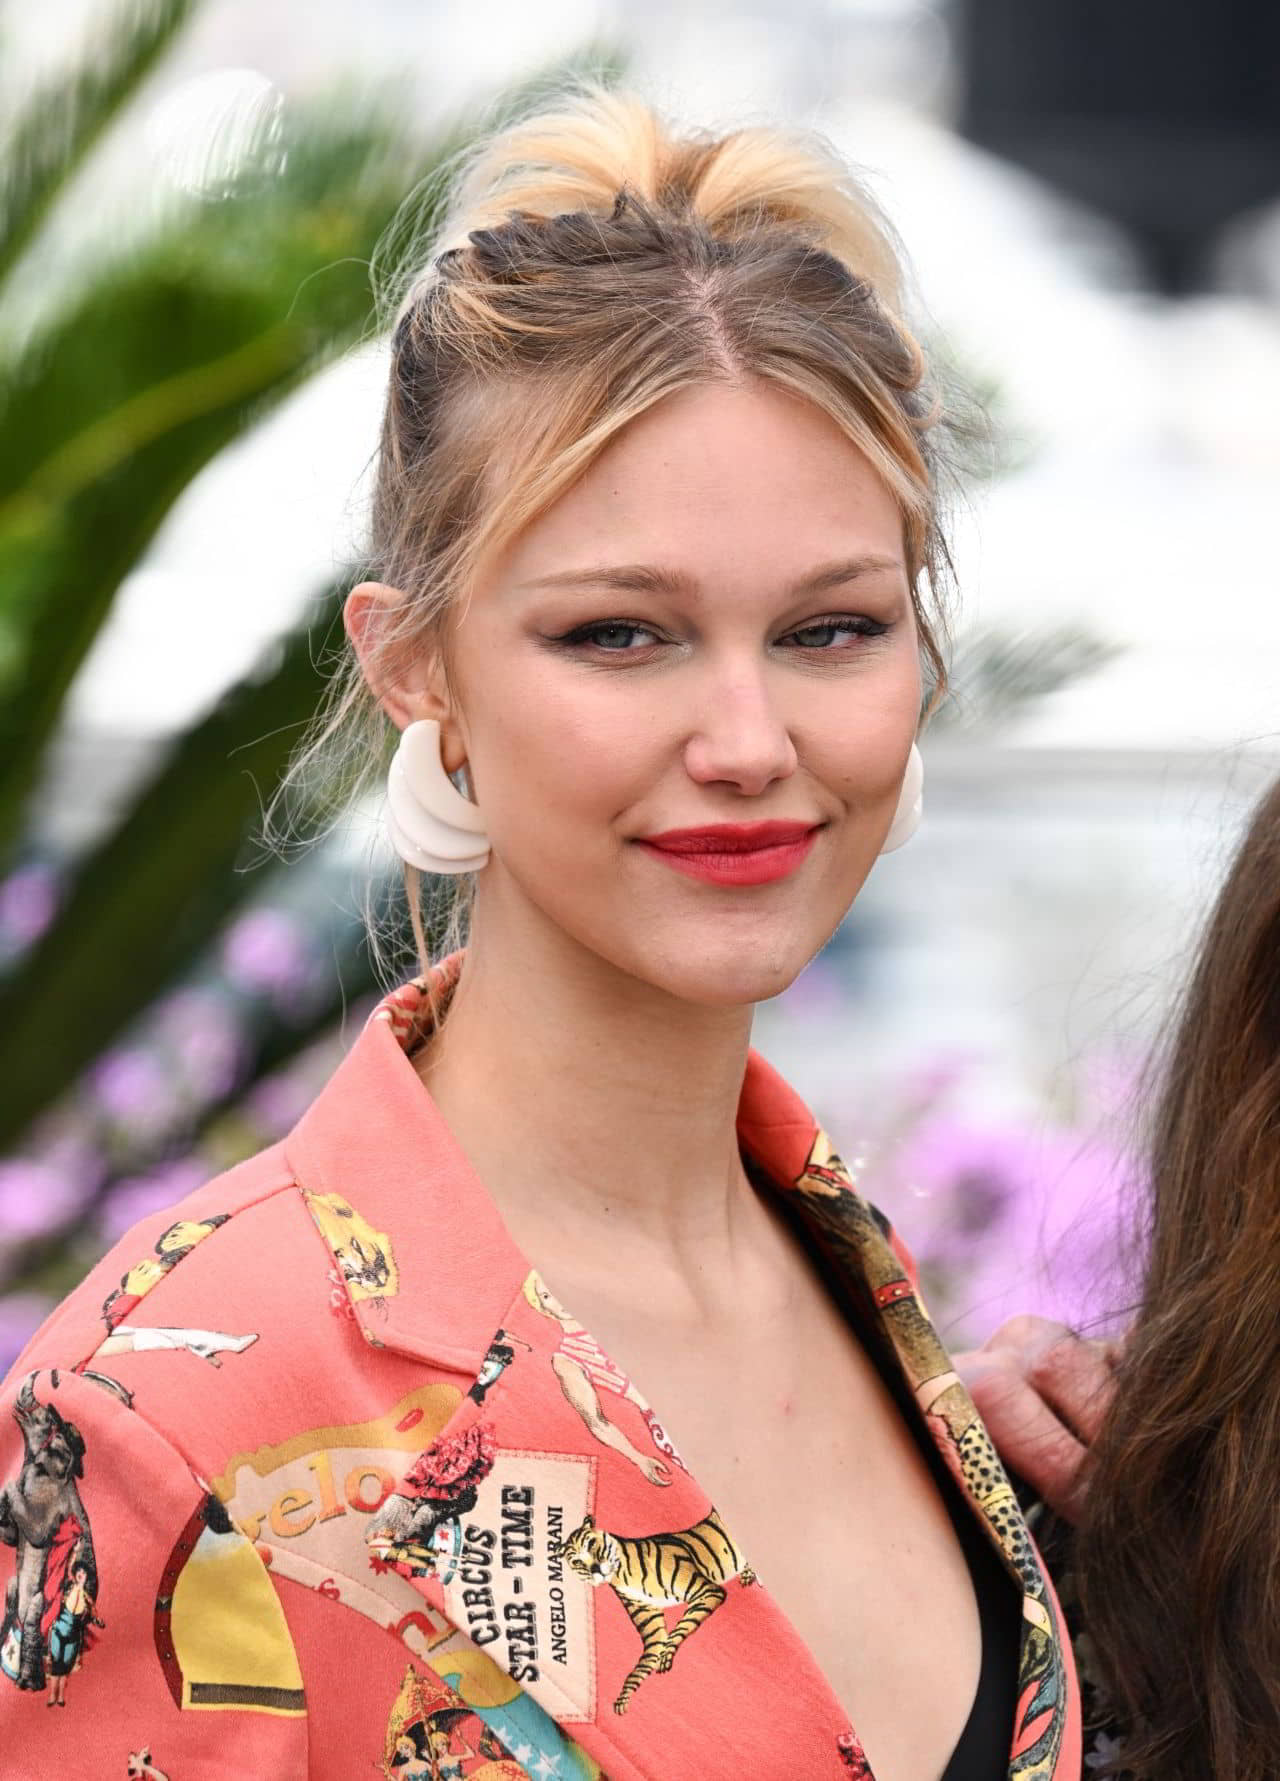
left=468, top=1329, right=533, bottom=1405
left=381, top=1665, right=518, bottom=1781
left=387, top=1721, right=434, bottom=1780
left=391, top=1713, right=504, bottom=1779
left=523, top=1271, right=682, bottom=1484
left=100, top=1217, right=230, bottom=1331
left=367, top=1421, right=497, bottom=1581
left=46, top=1553, right=103, bottom=1707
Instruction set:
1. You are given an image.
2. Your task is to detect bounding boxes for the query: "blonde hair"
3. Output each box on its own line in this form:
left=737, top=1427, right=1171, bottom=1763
left=269, top=80, right=958, bottom=993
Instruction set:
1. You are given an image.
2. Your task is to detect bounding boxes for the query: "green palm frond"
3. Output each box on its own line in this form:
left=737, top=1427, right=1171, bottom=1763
left=0, top=579, right=349, bottom=1148
left=0, top=103, right=450, bottom=862
left=930, top=624, right=1123, bottom=732
left=0, top=40, right=628, bottom=871
left=0, top=0, right=198, bottom=291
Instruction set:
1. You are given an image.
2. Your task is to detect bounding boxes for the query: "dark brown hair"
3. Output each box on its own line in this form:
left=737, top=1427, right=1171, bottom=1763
left=1078, top=770, right=1280, bottom=1779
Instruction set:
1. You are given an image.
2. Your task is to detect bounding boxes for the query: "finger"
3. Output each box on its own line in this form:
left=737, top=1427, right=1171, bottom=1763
left=959, top=1353, right=1091, bottom=1524
left=982, top=1314, right=1077, bottom=1358
left=1025, top=1332, right=1120, bottom=1446
left=979, top=1316, right=1122, bottom=1445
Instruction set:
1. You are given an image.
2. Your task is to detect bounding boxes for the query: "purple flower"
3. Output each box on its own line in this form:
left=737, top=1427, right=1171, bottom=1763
left=242, top=1068, right=316, bottom=1138
left=87, top=1046, right=174, bottom=1133
left=97, top=1155, right=212, bottom=1245
left=896, top=1120, right=1039, bottom=1247
left=156, top=987, right=249, bottom=1103
left=0, top=1158, right=91, bottom=1244
left=0, top=1292, right=54, bottom=1375
left=35, top=1129, right=108, bottom=1197
left=883, top=1112, right=1136, bottom=1346
left=221, top=907, right=320, bottom=1015
left=0, top=861, right=60, bottom=951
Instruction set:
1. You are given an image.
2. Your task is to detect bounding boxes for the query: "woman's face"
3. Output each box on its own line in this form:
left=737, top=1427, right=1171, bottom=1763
left=365, top=378, right=923, bottom=1008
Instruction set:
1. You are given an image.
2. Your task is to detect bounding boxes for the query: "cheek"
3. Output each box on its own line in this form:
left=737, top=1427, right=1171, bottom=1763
left=465, top=660, right=655, bottom=828
left=803, top=665, right=921, bottom=800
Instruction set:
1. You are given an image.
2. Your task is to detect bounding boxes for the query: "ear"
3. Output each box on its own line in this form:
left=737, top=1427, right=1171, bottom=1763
left=344, top=582, right=464, bottom=766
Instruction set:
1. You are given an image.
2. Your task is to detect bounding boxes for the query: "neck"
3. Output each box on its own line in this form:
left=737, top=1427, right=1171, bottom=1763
left=415, top=897, right=758, bottom=1268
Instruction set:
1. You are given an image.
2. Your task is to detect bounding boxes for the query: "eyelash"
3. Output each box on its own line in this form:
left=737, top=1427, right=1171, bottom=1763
left=553, top=615, right=891, bottom=655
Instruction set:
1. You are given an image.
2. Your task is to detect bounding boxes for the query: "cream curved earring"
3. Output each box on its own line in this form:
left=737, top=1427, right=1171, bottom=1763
left=385, top=718, right=490, bottom=875
left=878, top=742, right=924, bottom=855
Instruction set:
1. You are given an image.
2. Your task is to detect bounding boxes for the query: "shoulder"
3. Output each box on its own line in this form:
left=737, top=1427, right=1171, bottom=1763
left=10, top=1140, right=308, bottom=1380
left=0, top=1136, right=372, bottom=1484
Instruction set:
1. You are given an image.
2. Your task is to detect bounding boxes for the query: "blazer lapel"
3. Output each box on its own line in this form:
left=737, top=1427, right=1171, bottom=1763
left=736, top=1048, right=1081, bottom=1781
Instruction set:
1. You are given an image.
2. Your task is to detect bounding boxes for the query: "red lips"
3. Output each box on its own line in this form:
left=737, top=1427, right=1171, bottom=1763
left=641, top=821, right=818, bottom=852
left=635, top=821, right=822, bottom=886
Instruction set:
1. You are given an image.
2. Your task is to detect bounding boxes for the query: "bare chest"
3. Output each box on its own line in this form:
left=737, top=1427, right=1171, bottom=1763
left=595, top=1310, right=988, bottom=1781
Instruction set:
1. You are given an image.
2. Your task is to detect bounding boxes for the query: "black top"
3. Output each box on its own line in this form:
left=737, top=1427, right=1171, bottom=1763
left=933, top=1427, right=1023, bottom=1778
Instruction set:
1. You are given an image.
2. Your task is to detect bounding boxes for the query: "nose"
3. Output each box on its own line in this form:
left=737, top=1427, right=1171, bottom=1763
left=682, top=659, right=798, bottom=796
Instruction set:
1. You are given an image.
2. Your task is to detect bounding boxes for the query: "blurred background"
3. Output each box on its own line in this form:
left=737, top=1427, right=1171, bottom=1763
left=1, top=0, right=1277, bottom=1360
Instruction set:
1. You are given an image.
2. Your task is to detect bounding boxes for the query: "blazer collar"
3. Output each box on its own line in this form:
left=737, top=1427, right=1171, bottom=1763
left=283, top=954, right=830, bottom=1355
left=284, top=952, right=925, bottom=1381
left=283, top=954, right=525, bottom=1374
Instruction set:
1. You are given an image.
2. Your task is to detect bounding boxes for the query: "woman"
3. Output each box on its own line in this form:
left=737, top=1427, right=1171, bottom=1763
left=522, top=1269, right=676, bottom=1485
left=0, top=85, right=1080, bottom=1779
left=45, top=1557, right=102, bottom=1708
left=963, top=770, right=1280, bottom=1779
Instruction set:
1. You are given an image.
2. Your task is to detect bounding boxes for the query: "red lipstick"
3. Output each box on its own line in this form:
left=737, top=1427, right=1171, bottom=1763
left=635, top=820, right=822, bottom=886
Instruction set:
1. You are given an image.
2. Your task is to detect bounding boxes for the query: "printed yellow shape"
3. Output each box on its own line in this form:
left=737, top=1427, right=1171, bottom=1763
left=171, top=1521, right=304, bottom=1715
left=210, top=1381, right=459, bottom=1505
left=303, top=1191, right=400, bottom=1303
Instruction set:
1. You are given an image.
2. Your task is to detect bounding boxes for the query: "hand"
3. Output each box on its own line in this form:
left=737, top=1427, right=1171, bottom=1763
left=954, top=1315, right=1123, bottom=1525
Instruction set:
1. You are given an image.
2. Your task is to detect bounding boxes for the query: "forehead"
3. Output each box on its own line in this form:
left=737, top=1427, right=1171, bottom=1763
left=487, top=380, right=904, bottom=597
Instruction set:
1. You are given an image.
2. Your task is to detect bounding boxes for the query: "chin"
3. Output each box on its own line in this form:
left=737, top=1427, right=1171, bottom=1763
left=642, top=932, right=819, bottom=1009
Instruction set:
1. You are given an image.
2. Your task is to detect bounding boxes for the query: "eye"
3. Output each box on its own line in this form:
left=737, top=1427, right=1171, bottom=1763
left=783, top=614, right=890, bottom=649
left=557, top=619, right=662, bottom=652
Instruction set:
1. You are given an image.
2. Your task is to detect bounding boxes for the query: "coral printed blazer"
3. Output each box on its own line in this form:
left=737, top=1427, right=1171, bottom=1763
left=0, top=960, right=1081, bottom=1780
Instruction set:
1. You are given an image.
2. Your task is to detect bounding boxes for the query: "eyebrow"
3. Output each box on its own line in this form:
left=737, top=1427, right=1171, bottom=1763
left=513, top=554, right=905, bottom=598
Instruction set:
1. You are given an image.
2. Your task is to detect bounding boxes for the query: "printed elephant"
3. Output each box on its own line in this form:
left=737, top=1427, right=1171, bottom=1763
left=0, top=1375, right=96, bottom=1691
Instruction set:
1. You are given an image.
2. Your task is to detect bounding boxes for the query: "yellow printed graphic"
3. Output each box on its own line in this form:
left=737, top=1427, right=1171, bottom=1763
left=210, top=1381, right=458, bottom=1507
left=303, top=1191, right=399, bottom=1303
left=171, top=1525, right=305, bottom=1715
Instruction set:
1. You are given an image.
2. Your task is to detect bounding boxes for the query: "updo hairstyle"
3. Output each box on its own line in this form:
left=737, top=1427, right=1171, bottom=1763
left=278, top=81, right=961, bottom=982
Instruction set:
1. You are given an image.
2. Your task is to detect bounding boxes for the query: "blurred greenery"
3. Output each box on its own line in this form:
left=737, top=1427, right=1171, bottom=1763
left=0, top=0, right=1115, bottom=1339
left=929, top=624, right=1123, bottom=732
left=0, top=0, right=620, bottom=1153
